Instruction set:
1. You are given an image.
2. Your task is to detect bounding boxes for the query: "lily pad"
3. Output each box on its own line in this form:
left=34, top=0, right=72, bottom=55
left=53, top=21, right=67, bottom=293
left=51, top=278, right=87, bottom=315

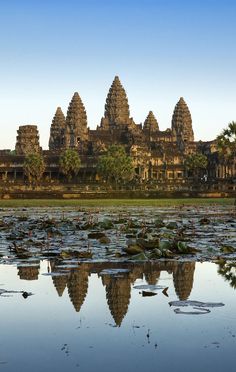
left=99, top=236, right=111, bottom=244
left=154, top=218, right=165, bottom=228
left=128, top=252, right=148, bottom=261
left=88, top=231, right=106, bottom=239
left=174, top=307, right=211, bottom=315
left=133, top=284, right=165, bottom=290
left=159, top=240, right=172, bottom=251
left=169, top=300, right=225, bottom=308
left=124, top=245, right=143, bottom=255
left=166, top=221, right=178, bottom=230
left=177, top=241, right=189, bottom=253
left=148, top=248, right=162, bottom=259
left=100, top=269, right=130, bottom=275
left=220, top=245, right=236, bottom=254
left=99, top=219, right=114, bottom=230
left=136, top=238, right=159, bottom=250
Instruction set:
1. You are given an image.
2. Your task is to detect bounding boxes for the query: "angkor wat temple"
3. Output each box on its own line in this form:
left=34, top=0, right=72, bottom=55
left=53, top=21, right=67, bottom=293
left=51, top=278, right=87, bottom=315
left=0, top=76, right=235, bottom=197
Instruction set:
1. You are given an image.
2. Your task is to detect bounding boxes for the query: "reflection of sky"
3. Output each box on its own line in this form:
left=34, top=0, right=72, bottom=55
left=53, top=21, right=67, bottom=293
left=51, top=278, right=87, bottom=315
left=0, top=1, right=236, bottom=149
left=0, top=261, right=236, bottom=371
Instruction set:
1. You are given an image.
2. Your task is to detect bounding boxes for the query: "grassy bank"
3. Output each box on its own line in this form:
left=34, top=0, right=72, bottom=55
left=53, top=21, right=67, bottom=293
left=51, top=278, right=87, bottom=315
left=0, top=198, right=234, bottom=208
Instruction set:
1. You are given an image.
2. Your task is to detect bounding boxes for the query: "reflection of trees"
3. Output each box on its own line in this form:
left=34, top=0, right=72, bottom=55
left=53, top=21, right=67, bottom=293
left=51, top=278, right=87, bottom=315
left=173, top=262, right=195, bottom=300
left=102, top=273, right=132, bottom=327
left=17, top=261, right=40, bottom=280
left=67, top=266, right=89, bottom=312
left=218, top=261, right=236, bottom=289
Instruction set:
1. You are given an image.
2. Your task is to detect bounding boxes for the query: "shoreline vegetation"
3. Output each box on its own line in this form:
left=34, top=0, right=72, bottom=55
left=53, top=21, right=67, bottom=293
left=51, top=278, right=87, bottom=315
left=0, top=198, right=234, bottom=208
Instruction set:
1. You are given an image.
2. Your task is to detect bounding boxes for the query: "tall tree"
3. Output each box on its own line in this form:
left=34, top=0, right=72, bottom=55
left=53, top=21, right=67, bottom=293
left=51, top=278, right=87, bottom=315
left=59, top=149, right=81, bottom=181
left=184, top=153, right=208, bottom=180
left=217, top=121, right=236, bottom=157
left=217, top=121, right=236, bottom=204
left=97, top=145, right=135, bottom=185
left=23, top=153, right=45, bottom=184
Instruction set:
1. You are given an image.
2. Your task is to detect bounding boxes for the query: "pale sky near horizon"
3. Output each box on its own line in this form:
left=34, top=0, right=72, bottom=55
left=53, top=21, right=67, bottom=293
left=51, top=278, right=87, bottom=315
left=0, top=0, right=235, bottom=149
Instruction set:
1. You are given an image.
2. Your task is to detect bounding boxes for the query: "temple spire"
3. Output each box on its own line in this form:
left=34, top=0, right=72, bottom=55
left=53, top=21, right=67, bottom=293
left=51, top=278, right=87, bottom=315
left=49, top=107, right=66, bottom=151
left=102, top=76, right=130, bottom=127
left=143, top=111, right=159, bottom=132
left=171, top=97, right=194, bottom=142
left=64, top=92, right=88, bottom=148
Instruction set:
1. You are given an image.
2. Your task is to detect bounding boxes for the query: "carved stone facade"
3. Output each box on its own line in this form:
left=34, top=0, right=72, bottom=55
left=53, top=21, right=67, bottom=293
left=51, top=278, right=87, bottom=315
left=15, top=125, right=41, bottom=155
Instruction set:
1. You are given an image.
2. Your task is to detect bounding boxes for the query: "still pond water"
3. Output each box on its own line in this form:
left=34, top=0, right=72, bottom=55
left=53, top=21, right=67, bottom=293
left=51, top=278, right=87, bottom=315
left=0, top=260, right=235, bottom=372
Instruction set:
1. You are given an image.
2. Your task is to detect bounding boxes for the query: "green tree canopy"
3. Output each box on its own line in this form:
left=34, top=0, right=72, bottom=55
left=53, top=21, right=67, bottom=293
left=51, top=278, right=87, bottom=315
left=184, top=153, right=208, bottom=171
left=97, top=145, right=135, bottom=185
left=59, top=149, right=81, bottom=181
left=23, top=153, right=45, bottom=184
left=184, top=153, right=208, bottom=180
left=217, top=121, right=236, bottom=157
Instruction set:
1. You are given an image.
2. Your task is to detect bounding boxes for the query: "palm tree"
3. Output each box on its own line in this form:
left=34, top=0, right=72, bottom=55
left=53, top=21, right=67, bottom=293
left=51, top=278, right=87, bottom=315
left=59, top=149, right=81, bottom=182
left=23, top=153, right=45, bottom=184
left=217, top=122, right=236, bottom=205
left=217, top=121, right=236, bottom=157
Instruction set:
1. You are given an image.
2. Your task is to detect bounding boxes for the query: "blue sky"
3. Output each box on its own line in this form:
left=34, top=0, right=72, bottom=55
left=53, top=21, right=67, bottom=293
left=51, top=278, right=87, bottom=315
left=0, top=0, right=235, bottom=149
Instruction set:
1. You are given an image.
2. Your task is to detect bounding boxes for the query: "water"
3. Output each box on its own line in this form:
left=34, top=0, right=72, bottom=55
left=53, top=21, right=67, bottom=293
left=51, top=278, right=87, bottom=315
left=0, top=260, right=235, bottom=372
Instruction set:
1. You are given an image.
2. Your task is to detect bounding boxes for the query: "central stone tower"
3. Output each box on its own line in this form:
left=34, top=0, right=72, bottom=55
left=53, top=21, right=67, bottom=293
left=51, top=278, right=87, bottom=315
left=100, top=76, right=132, bottom=129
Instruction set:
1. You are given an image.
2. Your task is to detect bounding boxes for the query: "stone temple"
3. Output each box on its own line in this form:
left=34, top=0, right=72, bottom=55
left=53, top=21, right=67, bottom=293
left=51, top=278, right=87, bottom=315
left=0, top=75, right=235, bottom=196
left=47, top=75, right=196, bottom=160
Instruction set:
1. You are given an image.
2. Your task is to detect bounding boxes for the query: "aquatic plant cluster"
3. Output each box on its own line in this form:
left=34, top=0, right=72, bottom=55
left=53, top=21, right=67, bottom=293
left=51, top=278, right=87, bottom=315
left=0, top=205, right=235, bottom=264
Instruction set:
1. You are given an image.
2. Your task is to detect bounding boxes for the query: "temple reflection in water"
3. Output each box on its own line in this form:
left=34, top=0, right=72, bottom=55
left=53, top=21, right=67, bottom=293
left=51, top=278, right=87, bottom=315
left=17, top=260, right=196, bottom=326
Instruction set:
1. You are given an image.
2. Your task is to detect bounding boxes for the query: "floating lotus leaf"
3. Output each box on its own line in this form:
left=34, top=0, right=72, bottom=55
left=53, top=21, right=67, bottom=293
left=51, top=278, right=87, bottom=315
left=177, top=241, right=188, bottom=253
left=124, top=245, right=143, bottom=255
left=88, top=232, right=106, bottom=239
left=136, top=238, right=159, bottom=250
left=99, top=219, right=114, bottom=230
left=220, top=245, right=236, bottom=254
left=148, top=248, right=162, bottom=259
left=128, top=252, right=148, bottom=261
left=166, top=221, right=178, bottom=230
left=159, top=240, right=172, bottom=251
left=99, top=236, right=111, bottom=244
left=154, top=218, right=165, bottom=228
